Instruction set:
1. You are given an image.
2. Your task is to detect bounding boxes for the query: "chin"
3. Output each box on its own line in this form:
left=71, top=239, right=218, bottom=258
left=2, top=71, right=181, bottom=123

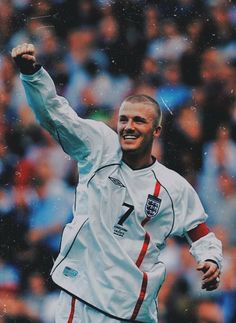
left=120, top=141, right=140, bottom=152
left=121, top=146, right=139, bottom=154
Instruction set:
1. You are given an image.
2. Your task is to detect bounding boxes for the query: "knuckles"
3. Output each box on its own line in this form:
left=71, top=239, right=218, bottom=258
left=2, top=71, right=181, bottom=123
left=11, top=43, right=35, bottom=58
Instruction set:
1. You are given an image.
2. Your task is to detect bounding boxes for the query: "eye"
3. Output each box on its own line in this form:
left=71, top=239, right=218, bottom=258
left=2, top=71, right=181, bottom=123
left=119, top=116, right=127, bottom=123
left=133, top=117, right=146, bottom=124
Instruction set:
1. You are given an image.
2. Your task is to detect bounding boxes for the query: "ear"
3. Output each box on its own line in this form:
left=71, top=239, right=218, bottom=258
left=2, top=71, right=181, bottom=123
left=153, top=126, right=162, bottom=138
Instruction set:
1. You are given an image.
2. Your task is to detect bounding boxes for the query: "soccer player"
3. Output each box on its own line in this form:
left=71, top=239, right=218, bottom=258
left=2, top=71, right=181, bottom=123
left=12, top=43, right=222, bottom=323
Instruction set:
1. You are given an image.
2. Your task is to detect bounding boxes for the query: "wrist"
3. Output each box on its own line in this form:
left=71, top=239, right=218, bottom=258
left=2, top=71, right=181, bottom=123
left=20, top=63, right=41, bottom=75
left=205, top=259, right=219, bottom=268
left=14, top=55, right=41, bottom=75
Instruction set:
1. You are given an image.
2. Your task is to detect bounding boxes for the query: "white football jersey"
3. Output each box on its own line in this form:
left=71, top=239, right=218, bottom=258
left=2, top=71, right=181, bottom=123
left=21, top=68, right=222, bottom=323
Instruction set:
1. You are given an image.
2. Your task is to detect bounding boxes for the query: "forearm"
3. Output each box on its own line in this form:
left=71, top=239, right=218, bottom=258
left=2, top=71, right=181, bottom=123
left=188, top=232, right=223, bottom=270
left=20, top=67, right=69, bottom=130
left=13, top=44, right=81, bottom=145
left=20, top=67, right=91, bottom=160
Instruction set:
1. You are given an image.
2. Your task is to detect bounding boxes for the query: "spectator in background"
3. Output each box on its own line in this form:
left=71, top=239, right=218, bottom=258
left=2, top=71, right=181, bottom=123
left=163, top=103, right=203, bottom=186
left=199, top=125, right=236, bottom=227
left=179, top=18, right=204, bottom=87
left=157, top=271, right=178, bottom=322
left=0, top=255, right=20, bottom=292
left=212, top=227, right=236, bottom=323
left=208, top=2, right=236, bottom=48
left=231, top=100, right=236, bottom=142
left=165, top=275, right=196, bottom=323
left=0, top=52, right=35, bottom=124
left=27, top=156, right=72, bottom=271
left=173, top=0, right=205, bottom=32
left=200, top=48, right=234, bottom=141
left=0, top=137, right=15, bottom=189
left=216, top=170, right=236, bottom=243
left=64, top=27, right=98, bottom=74
left=23, top=272, right=59, bottom=323
left=0, top=149, right=33, bottom=262
left=148, top=19, right=188, bottom=63
left=0, top=0, right=16, bottom=49
left=26, top=129, right=74, bottom=183
left=0, top=256, right=40, bottom=323
left=57, top=0, right=100, bottom=32
left=201, top=170, right=236, bottom=246
left=37, top=29, right=67, bottom=92
left=7, top=0, right=60, bottom=52
left=135, top=5, right=161, bottom=78
left=114, top=3, right=147, bottom=78
left=65, top=15, right=134, bottom=114
left=201, top=125, right=236, bottom=178
left=195, top=299, right=224, bottom=323
left=156, top=62, right=192, bottom=113
left=64, top=27, right=108, bottom=113
left=143, top=5, right=159, bottom=39
left=0, top=55, right=16, bottom=94
left=98, top=15, right=128, bottom=74
left=81, top=65, right=133, bottom=114
left=138, top=56, right=161, bottom=88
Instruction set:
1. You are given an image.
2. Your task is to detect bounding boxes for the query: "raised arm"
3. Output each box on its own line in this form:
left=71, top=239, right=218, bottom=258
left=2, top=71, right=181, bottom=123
left=11, top=44, right=119, bottom=169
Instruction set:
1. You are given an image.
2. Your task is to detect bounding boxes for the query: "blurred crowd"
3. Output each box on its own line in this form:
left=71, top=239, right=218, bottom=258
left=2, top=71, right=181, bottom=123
left=0, top=0, right=236, bottom=322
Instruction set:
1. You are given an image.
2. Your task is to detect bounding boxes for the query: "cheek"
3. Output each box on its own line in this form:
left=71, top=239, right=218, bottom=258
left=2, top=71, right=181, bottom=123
left=141, top=131, right=155, bottom=144
left=117, top=125, right=122, bottom=134
left=117, top=123, right=124, bottom=132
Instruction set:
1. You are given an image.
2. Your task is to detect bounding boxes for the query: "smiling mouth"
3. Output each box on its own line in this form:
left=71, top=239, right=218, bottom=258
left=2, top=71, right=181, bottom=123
left=123, top=135, right=138, bottom=140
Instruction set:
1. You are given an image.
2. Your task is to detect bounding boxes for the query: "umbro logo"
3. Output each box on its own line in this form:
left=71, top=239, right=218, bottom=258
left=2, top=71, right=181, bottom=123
left=108, top=176, right=125, bottom=188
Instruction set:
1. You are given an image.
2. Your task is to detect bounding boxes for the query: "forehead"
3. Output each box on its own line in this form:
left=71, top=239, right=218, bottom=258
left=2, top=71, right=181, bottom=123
left=119, top=101, right=156, bottom=119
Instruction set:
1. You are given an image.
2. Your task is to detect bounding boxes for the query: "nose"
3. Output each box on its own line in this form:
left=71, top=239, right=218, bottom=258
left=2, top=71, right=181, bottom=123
left=124, top=119, right=135, bottom=131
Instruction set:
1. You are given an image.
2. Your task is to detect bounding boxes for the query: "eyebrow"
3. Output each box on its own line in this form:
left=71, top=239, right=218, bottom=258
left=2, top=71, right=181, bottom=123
left=133, top=116, right=147, bottom=122
left=119, top=115, right=147, bottom=122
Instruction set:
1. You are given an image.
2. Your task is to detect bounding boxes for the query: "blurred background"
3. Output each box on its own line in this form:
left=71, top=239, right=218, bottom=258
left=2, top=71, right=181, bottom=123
left=0, top=0, right=236, bottom=322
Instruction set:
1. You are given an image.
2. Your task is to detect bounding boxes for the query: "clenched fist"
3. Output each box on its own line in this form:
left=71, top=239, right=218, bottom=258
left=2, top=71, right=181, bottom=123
left=11, top=43, right=39, bottom=74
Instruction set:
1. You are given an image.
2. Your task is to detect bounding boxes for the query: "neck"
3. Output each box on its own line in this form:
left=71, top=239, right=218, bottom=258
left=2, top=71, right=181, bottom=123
left=122, top=153, right=154, bottom=170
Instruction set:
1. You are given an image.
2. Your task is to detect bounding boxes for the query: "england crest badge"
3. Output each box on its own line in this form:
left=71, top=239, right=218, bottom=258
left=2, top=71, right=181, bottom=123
left=145, top=194, right=161, bottom=218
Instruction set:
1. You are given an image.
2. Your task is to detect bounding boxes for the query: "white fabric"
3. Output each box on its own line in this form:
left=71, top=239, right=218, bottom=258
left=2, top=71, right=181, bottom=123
left=21, top=68, right=223, bottom=323
left=55, top=291, right=126, bottom=323
left=189, top=232, right=223, bottom=269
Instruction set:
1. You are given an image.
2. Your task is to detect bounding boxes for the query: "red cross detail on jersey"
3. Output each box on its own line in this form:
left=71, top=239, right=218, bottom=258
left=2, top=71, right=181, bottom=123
left=131, top=180, right=161, bottom=321
left=141, top=181, right=161, bottom=226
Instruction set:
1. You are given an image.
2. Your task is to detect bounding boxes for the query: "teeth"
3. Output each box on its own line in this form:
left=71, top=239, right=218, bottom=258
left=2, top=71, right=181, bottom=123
left=124, top=136, right=136, bottom=139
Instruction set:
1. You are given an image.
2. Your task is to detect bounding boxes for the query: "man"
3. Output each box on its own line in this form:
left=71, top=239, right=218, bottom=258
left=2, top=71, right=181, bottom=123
left=11, top=43, right=222, bottom=323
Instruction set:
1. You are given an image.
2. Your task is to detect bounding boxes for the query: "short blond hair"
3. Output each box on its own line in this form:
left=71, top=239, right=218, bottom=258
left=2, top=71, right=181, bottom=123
left=123, top=94, right=162, bottom=127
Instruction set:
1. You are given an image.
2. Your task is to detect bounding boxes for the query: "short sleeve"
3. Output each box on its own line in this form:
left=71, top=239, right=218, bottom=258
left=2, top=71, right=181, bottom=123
left=171, top=177, right=208, bottom=237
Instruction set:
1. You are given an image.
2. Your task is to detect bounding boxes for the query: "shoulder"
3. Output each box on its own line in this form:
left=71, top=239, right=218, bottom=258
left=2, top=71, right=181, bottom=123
left=84, top=119, right=117, bottom=138
left=154, top=162, right=192, bottom=197
left=95, top=120, right=118, bottom=138
left=84, top=120, right=121, bottom=166
left=155, top=162, right=188, bottom=186
left=91, top=120, right=120, bottom=155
